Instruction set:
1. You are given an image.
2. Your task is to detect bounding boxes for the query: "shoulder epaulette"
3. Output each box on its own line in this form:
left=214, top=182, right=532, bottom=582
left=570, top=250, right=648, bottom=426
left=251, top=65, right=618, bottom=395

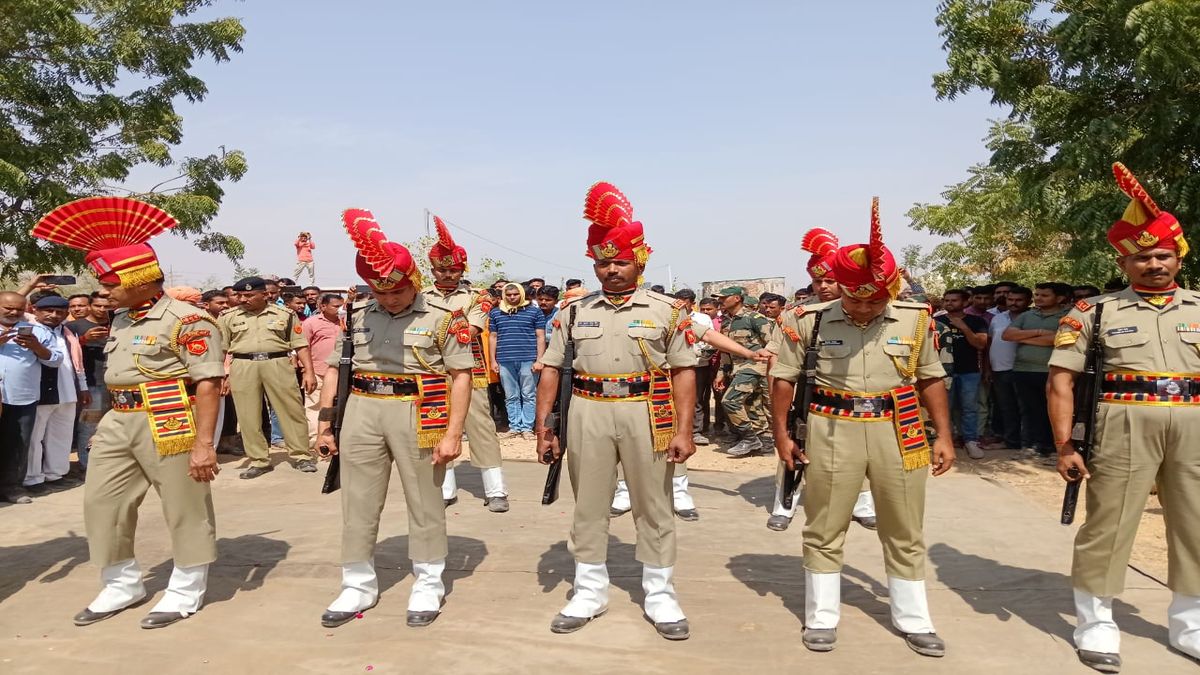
left=891, top=300, right=930, bottom=311
left=1074, top=299, right=1092, bottom=312
left=793, top=305, right=806, bottom=317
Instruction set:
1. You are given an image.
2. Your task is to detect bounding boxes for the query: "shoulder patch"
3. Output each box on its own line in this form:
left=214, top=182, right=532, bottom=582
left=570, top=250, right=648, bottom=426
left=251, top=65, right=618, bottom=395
left=180, top=314, right=205, bottom=325
left=1055, top=331, right=1080, bottom=347
left=671, top=298, right=687, bottom=309
left=793, top=305, right=806, bottom=317
left=1060, top=317, right=1084, bottom=331
left=782, top=325, right=801, bottom=343
left=1075, top=299, right=1092, bottom=312
left=449, top=309, right=472, bottom=344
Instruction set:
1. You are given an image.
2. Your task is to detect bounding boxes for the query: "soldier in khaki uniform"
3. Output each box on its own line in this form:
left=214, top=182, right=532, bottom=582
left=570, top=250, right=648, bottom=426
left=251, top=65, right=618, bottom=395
left=318, top=209, right=475, bottom=629
left=421, top=215, right=509, bottom=511
left=218, top=277, right=316, bottom=479
left=714, top=288, right=773, bottom=457
left=771, top=199, right=955, bottom=657
left=536, top=182, right=697, bottom=640
left=1048, top=164, right=1200, bottom=672
left=763, top=228, right=877, bottom=533
left=32, top=197, right=226, bottom=629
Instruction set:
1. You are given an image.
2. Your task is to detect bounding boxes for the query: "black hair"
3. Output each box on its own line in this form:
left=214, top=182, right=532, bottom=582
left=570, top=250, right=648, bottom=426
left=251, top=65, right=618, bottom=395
left=1035, top=282, right=1073, bottom=298
left=68, top=293, right=91, bottom=302
left=943, top=288, right=971, bottom=301
left=1103, top=277, right=1126, bottom=292
left=760, top=292, right=787, bottom=306
left=565, top=278, right=582, bottom=288
left=201, top=289, right=224, bottom=303
left=1073, top=284, right=1101, bottom=296
left=527, top=277, right=545, bottom=285
left=536, top=285, right=560, bottom=300
left=650, top=284, right=666, bottom=294
left=302, top=285, right=321, bottom=293
left=674, top=288, right=696, bottom=302
left=698, top=297, right=717, bottom=308
left=1006, top=286, right=1032, bottom=299
left=972, top=284, right=996, bottom=295
left=992, top=281, right=1018, bottom=290
left=320, top=293, right=343, bottom=305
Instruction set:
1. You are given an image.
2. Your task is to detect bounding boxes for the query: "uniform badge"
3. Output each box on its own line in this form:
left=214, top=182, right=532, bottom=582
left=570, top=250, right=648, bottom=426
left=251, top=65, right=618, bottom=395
left=294, top=325, right=303, bottom=335
left=163, top=417, right=183, bottom=431
left=1136, top=230, right=1158, bottom=247
left=132, top=335, right=156, bottom=346
left=1055, top=331, right=1080, bottom=347
left=1105, top=326, right=1137, bottom=336
left=404, top=327, right=433, bottom=336
left=186, top=341, right=209, bottom=356
left=180, top=314, right=205, bottom=325
left=684, top=329, right=697, bottom=346
left=1074, top=299, right=1092, bottom=312
left=1177, top=323, right=1200, bottom=333
left=1060, top=317, right=1084, bottom=331
left=782, top=326, right=800, bottom=342
left=578, top=321, right=601, bottom=328
left=793, top=306, right=806, bottom=317
left=820, top=339, right=843, bottom=346
left=629, top=319, right=657, bottom=329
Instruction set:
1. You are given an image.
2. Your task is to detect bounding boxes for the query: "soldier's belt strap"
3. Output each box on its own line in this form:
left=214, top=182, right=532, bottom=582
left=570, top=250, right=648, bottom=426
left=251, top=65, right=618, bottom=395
left=232, top=351, right=290, bottom=361
left=810, top=390, right=894, bottom=419
left=109, top=382, right=197, bottom=411
left=351, top=372, right=420, bottom=398
left=1101, top=372, right=1200, bottom=404
left=571, top=372, right=652, bottom=400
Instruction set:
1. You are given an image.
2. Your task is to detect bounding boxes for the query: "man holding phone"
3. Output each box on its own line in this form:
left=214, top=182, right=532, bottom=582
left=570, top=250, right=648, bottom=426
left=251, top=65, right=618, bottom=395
left=68, top=291, right=113, bottom=470
left=0, top=291, right=63, bottom=503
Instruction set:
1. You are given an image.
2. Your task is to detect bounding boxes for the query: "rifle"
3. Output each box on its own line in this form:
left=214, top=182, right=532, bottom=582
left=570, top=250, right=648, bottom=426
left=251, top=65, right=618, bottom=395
left=1060, top=302, right=1105, bottom=525
left=320, top=301, right=365, bottom=494
left=541, top=305, right=576, bottom=505
left=781, top=310, right=823, bottom=510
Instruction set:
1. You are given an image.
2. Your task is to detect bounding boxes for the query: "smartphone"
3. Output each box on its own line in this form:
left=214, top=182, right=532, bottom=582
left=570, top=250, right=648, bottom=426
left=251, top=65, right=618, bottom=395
left=17, top=325, right=34, bottom=337
left=281, top=285, right=302, bottom=294
left=355, top=284, right=371, bottom=296
left=43, top=275, right=76, bottom=286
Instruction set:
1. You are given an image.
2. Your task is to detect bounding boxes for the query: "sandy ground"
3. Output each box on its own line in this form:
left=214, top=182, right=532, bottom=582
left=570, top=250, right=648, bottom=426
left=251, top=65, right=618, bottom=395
left=0, top=434, right=1190, bottom=675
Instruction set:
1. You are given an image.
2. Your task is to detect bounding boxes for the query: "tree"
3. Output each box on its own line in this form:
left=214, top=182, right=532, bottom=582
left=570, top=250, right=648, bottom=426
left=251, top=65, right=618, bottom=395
left=932, top=0, right=1200, bottom=278
left=0, top=0, right=248, bottom=278
left=402, top=235, right=507, bottom=289
left=908, top=121, right=1115, bottom=287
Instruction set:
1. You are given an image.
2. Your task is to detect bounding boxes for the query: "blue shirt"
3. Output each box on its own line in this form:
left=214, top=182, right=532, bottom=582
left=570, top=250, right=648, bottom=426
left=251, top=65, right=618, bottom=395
left=488, top=304, right=547, bottom=364
left=0, top=322, right=63, bottom=405
left=542, top=307, right=560, bottom=345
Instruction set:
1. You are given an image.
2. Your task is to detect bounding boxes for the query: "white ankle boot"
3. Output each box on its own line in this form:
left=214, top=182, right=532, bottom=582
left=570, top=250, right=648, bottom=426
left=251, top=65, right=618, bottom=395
left=88, top=559, right=146, bottom=613
left=441, top=466, right=458, bottom=500
left=1169, top=593, right=1200, bottom=659
left=642, top=565, right=686, bottom=623
left=888, top=577, right=935, bottom=634
left=409, top=560, right=446, bottom=612
left=481, top=467, right=507, bottom=498
left=1074, top=589, right=1120, bottom=654
left=327, top=560, right=379, bottom=613
left=560, top=562, right=609, bottom=618
left=805, top=570, right=841, bottom=629
left=149, top=564, right=208, bottom=616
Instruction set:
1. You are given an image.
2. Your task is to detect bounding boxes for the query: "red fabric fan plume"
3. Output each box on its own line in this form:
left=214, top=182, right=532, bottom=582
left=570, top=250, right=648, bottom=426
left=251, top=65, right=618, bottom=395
left=1112, top=163, right=1162, bottom=217
left=428, top=214, right=468, bottom=271
left=801, top=228, right=839, bottom=258
left=342, top=208, right=420, bottom=290
left=582, top=181, right=650, bottom=263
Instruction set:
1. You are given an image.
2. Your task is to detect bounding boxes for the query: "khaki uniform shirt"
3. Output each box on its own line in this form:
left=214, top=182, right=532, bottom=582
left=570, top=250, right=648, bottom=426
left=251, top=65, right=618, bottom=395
left=421, top=284, right=489, bottom=332
left=541, top=289, right=697, bottom=373
left=772, top=300, right=944, bottom=390
left=328, top=294, right=475, bottom=375
left=1048, top=287, right=1200, bottom=374
left=217, top=304, right=307, bottom=354
left=104, top=296, right=225, bottom=387
left=721, top=308, right=772, bottom=375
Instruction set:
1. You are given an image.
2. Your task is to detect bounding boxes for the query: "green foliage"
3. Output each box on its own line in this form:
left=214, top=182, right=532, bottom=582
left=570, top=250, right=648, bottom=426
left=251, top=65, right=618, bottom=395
left=0, top=0, right=248, bottom=277
left=930, top=0, right=1200, bottom=282
left=402, top=234, right=507, bottom=289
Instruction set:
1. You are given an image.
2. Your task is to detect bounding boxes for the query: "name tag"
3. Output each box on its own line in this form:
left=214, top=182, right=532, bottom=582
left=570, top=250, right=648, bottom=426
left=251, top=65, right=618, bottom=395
left=1177, top=323, right=1200, bottom=333
left=1106, top=326, right=1137, bottom=336
left=352, top=327, right=371, bottom=334
left=132, top=335, right=157, bottom=345
left=628, top=319, right=657, bottom=329
left=578, top=321, right=601, bottom=328
left=820, top=339, right=843, bottom=346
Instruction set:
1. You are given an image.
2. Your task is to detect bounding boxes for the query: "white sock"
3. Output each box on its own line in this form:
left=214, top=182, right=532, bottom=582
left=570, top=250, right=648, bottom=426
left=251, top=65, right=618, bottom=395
left=87, top=559, right=146, bottom=613
left=441, top=466, right=458, bottom=500
left=561, top=562, right=609, bottom=618
left=149, top=564, right=208, bottom=615
left=481, top=467, right=507, bottom=498
left=642, top=565, right=686, bottom=623
left=408, top=560, right=446, bottom=612
left=805, top=570, right=841, bottom=629
left=327, top=560, right=378, bottom=613
left=1074, top=589, right=1120, bottom=654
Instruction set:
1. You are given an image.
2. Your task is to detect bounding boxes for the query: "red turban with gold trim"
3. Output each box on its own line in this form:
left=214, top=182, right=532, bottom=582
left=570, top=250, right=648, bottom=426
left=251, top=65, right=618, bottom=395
left=31, top=197, right=175, bottom=288
left=343, top=208, right=421, bottom=292
left=831, top=197, right=901, bottom=301
left=1107, top=163, right=1188, bottom=258
left=801, top=228, right=839, bottom=281
left=428, top=214, right=468, bottom=271
left=583, top=181, right=651, bottom=266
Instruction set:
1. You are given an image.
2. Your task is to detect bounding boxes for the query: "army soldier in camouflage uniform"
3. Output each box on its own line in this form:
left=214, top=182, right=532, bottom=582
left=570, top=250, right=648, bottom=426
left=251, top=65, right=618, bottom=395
left=536, top=182, right=697, bottom=640
left=318, top=210, right=475, bottom=629
left=715, top=287, right=773, bottom=457
left=772, top=199, right=954, bottom=657
left=1048, top=164, right=1200, bottom=672
left=33, top=197, right=226, bottom=630
left=218, top=277, right=317, bottom=479
left=422, top=215, right=509, bottom=512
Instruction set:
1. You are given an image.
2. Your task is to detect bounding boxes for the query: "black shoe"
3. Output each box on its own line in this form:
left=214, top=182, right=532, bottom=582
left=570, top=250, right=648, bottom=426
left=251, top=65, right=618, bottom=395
left=904, top=632, right=946, bottom=657
left=321, top=610, right=359, bottom=628
left=550, top=610, right=605, bottom=634
left=655, top=619, right=690, bottom=640
left=239, top=465, right=273, bottom=480
left=1076, top=649, right=1121, bottom=673
left=406, top=610, right=440, bottom=627
left=674, top=508, right=699, bottom=521
left=295, top=459, right=317, bottom=473
left=766, top=515, right=792, bottom=531
left=73, top=607, right=124, bottom=626
left=852, top=515, right=878, bottom=530
left=3, top=489, right=32, bottom=504
left=140, top=611, right=193, bottom=629
left=803, top=627, right=837, bottom=651
left=444, top=496, right=458, bottom=509
left=609, top=506, right=630, bottom=517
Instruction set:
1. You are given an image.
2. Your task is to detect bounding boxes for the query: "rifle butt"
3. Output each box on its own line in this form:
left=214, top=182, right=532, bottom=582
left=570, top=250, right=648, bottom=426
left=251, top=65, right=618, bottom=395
left=1060, top=480, right=1081, bottom=525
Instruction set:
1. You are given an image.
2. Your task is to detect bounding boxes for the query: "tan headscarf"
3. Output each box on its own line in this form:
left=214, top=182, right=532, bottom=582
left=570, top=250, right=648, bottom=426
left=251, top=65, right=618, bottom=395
left=498, top=283, right=529, bottom=313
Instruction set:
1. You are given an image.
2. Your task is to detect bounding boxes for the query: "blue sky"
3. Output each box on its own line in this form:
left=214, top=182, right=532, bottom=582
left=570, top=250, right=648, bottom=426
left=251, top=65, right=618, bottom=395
left=150, top=0, right=1000, bottom=291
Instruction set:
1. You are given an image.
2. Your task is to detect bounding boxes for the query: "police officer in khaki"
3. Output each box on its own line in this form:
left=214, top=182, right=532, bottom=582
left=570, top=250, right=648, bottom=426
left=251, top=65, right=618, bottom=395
left=318, top=209, right=475, bottom=629
left=763, top=228, right=877, bottom=533
left=32, top=197, right=226, bottom=629
left=218, top=277, right=316, bottom=478
left=536, top=182, right=697, bottom=640
left=1048, top=164, right=1200, bottom=672
left=771, top=199, right=955, bottom=657
left=714, top=287, right=773, bottom=457
left=422, top=214, right=509, bottom=511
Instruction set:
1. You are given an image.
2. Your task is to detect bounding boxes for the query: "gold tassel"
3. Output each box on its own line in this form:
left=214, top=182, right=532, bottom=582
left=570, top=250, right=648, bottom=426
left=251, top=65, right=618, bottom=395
left=156, top=434, right=195, bottom=457
left=901, top=447, right=931, bottom=471
left=471, top=375, right=490, bottom=389
left=652, top=428, right=673, bottom=452
left=417, top=429, right=447, bottom=449
left=118, top=261, right=164, bottom=288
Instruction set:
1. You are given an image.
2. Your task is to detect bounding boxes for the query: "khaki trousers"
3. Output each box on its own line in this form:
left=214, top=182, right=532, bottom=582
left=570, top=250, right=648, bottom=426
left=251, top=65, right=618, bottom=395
left=1073, top=403, right=1200, bottom=596
left=464, top=385, right=502, bottom=468
left=803, top=413, right=928, bottom=580
left=567, top=396, right=676, bottom=567
left=339, top=395, right=448, bottom=563
left=304, top=378, right=323, bottom=450
left=85, top=410, right=217, bottom=567
left=229, top=357, right=312, bottom=467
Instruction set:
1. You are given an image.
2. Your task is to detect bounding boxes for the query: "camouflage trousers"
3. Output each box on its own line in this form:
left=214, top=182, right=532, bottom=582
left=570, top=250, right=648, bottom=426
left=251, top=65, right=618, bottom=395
left=721, top=369, right=769, bottom=435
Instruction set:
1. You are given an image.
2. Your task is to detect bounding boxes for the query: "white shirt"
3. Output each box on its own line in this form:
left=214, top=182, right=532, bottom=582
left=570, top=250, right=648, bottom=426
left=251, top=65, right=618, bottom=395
left=987, top=310, right=1020, bottom=372
left=692, top=310, right=714, bottom=355
left=42, top=324, right=84, bottom=404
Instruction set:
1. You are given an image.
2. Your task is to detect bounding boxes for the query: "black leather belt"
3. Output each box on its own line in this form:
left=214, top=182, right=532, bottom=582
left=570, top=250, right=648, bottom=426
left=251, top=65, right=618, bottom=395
left=232, top=351, right=290, bottom=361
left=572, top=376, right=651, bottom=397
left=1102, top=379, right=1200, bottom=397
left=812, top=392, right=894, bottom=414
left=351, top=376, right=420, bottom=397
left=109, top=383, right=197, bottom=411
